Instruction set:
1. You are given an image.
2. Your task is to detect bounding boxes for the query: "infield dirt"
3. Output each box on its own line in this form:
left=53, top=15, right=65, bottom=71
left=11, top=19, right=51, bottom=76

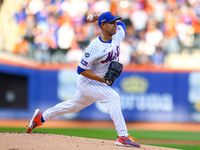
left=0, top=132, right=179, bottom=150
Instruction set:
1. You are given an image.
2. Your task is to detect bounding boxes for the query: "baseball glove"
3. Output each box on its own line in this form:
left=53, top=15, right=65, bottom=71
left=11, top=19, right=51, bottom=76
left=104, top=61, right=123, bottom=86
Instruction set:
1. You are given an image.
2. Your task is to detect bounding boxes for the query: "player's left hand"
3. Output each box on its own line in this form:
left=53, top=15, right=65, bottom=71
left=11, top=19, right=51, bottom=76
left=104, top=61, right=123, bottom=86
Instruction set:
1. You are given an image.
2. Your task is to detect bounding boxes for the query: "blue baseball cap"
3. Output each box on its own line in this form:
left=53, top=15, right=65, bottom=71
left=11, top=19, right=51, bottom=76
left=98, top=12, right=121, bottom=26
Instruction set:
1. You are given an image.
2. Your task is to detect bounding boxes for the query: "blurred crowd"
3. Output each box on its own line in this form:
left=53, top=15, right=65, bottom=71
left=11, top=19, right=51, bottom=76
left=10, top=0, right=200, bottom=66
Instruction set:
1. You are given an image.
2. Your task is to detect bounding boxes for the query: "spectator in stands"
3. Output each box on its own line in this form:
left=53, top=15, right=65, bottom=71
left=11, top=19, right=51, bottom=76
left=33, top=27, right=51, bottom=63
left=134, top=30, right=156, bottom=64
left=162, top=8, right=181, bottom=54
left=13, top=37, right=28, bottom=56
left=129, top=2, right=148, bottom=38
left=24, top=14, right=35, bottom=58
left=92, top=0, right=110, bottom=14
left=14, top=6, right=26, bottom=25
left=151, top=0, right=166, bottom=28
left=57, top=22, right=74, bottom=50
left=65, top=38, right=84, bottom=63
left=119, top=40, right=133, bottom=66
left=151, top=46, right=165, bottom=67
left=145, top=18, right=164, bottom=47
left=45, top=13, right=59, bottom=50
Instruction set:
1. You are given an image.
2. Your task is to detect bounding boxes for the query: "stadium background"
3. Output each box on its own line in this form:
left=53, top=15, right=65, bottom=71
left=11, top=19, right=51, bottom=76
left=1, top=62, right=200, bottom=123
left=0, top=0, right=200, bottom=149
left=0, top=0, right=200, bottom=122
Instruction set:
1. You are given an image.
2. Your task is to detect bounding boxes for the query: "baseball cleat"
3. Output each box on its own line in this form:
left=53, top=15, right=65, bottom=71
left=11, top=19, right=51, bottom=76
left=26, top=109, right=43, bottom=133
left=115, top=135, right=141, bottom=148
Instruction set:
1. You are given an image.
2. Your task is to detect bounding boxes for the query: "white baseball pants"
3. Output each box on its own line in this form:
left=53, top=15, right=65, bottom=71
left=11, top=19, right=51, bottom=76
left=43, top=78, right=129, bottom=137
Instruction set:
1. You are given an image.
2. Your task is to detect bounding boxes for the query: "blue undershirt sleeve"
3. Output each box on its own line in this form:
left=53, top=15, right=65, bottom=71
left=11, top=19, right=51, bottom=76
left=117, top=21, right=126, bottom=33
left=77, top=66, right=86, bottom=74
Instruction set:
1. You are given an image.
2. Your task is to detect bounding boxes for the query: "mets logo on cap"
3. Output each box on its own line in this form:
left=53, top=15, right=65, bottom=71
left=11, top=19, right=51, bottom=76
left=101, top=19, right=106, bottom=23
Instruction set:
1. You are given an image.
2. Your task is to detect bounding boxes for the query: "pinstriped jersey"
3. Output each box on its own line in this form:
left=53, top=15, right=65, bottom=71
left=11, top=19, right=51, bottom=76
left=78, top=21, right=126, bottom=82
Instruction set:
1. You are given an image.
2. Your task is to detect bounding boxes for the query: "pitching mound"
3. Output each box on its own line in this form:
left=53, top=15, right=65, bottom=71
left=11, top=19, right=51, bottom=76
left=0, top=132, right=179, bottom=150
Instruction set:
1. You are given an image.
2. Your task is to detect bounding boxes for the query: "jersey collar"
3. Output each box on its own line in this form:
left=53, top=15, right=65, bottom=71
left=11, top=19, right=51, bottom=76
left=98, top=36, right=112, bottom=43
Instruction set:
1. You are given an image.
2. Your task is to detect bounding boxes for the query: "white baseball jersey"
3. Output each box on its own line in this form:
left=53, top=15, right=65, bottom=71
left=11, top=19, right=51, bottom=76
left=43, top=21, right=129, bottom=137
left=78, top=21, right=125, bottom=79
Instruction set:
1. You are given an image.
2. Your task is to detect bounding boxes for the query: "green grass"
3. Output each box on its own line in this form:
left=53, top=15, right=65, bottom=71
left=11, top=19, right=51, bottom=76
left=145, top=143, right=200, bottom=150
left=129, top=130, right=200, bottom=141
left=1, top=127, right=200, bottom=150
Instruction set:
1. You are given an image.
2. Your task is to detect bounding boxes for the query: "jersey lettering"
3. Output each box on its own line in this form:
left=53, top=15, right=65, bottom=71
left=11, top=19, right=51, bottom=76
left=117, top=27, right=120, bottom=30
left=101, top=46, right=120, bottom=63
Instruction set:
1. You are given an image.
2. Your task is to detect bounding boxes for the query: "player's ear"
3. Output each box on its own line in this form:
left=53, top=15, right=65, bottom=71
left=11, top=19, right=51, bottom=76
left=100, top=23, right=105, bottom=29
left=100, top=24, right=103, bottom=29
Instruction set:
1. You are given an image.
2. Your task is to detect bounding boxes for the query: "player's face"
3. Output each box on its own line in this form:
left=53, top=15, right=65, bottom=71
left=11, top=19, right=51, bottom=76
left=102, top=20, right=117, bottom=36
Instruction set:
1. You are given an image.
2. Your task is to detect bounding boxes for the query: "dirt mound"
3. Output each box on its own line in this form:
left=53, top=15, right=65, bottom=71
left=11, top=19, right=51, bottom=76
left=0, top=132, right=179, bottom=150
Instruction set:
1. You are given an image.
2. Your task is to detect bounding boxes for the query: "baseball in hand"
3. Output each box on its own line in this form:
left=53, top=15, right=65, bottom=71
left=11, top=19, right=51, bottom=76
left=87, top=15, right=93, bottom=21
